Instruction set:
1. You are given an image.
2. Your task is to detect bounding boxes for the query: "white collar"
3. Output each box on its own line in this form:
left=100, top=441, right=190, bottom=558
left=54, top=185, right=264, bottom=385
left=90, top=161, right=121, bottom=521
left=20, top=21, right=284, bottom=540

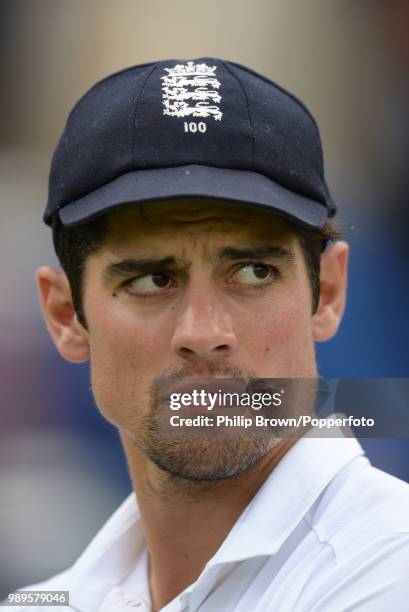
left=68, top=426, right=364, bottom=611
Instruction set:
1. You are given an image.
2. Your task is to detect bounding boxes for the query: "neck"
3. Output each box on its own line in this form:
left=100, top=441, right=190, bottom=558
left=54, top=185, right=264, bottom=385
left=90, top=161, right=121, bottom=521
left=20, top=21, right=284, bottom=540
left=120, top=434, right=297, bottom=611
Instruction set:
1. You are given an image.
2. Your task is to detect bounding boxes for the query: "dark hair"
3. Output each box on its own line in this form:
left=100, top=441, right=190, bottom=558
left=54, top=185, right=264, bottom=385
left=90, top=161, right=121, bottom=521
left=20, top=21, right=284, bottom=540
left=52, top=210, right=341, bottom=329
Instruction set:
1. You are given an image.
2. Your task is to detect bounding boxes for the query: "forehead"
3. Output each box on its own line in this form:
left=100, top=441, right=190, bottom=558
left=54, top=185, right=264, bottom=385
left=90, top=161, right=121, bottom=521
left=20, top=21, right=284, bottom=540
left=103, top=199, right=296, bottom=247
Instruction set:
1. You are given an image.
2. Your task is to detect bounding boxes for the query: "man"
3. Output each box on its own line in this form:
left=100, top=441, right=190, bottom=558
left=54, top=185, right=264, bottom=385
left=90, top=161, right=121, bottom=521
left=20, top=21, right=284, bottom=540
left=13, top=58, right=409, bottom=610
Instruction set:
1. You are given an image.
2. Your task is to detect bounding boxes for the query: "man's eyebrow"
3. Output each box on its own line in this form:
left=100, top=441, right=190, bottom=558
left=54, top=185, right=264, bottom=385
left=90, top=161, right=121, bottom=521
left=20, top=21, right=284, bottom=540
left=102, top=246, right=294, bottom=281
left=102, top=256, right=178, bottom=281
left=217, top=245, right=295, bottom=262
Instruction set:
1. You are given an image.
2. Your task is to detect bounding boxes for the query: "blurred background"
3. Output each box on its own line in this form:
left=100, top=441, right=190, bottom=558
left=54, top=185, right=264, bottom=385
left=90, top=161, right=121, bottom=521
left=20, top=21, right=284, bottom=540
left=1, top=0, right=408, bottom=593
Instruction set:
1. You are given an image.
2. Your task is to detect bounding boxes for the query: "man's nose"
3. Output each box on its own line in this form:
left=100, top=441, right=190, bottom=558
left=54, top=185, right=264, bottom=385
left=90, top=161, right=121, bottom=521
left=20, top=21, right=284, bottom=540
left=170, top=288, right=238, bottom=361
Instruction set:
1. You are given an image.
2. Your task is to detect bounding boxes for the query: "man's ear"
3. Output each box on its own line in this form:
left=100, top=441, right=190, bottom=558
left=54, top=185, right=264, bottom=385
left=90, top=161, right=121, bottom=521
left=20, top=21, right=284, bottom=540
left=36, top=266, right=90, bottom=363
left=312, top=241, right=349, bottom=342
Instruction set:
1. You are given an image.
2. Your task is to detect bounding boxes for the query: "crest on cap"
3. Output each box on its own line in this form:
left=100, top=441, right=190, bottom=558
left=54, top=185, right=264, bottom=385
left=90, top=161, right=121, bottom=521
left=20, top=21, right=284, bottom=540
left=161, top=61, right=223, bottom=126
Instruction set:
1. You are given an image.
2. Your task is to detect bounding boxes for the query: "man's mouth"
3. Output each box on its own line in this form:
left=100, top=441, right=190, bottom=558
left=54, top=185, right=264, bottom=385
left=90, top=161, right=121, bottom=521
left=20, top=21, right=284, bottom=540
left=157, top=377, right=249, bottom=413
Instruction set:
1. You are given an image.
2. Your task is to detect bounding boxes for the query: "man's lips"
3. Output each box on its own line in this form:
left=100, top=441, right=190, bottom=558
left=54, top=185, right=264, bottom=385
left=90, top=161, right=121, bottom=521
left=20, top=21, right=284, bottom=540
left=157, top=378, right=249, bottom=410
left=159, top=377, right=247, bottom=394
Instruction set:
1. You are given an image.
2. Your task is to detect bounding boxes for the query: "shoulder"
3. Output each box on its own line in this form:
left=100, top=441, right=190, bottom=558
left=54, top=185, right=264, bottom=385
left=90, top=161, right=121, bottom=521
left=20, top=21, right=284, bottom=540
left=295, top=458, right=409, bottom=610
left=309, top=455, right=409, bottom=554
left=4, top=493, right=138, bottom=612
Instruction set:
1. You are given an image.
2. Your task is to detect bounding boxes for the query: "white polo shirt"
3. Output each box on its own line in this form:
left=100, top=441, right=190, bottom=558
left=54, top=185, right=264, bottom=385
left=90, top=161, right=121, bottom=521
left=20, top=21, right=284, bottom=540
left=12, top=428, right=409, bottom=611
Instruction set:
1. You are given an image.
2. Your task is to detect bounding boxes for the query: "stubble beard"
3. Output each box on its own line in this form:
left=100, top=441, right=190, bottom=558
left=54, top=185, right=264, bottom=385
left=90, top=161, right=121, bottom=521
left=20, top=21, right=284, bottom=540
left=139, top=421, right=279, bottom=482
left=134, top=363, right=281, bottom=482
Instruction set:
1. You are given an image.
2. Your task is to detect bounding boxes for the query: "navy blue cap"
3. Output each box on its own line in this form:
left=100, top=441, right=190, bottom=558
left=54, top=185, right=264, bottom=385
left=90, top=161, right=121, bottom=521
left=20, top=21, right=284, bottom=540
left=44, top=58, right=336, bottom=228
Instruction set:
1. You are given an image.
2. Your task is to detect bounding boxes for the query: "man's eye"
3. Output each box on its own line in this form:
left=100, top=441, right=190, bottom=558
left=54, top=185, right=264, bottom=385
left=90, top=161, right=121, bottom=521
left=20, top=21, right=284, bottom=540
left=126, top=273, right=173, bottom=294
left=232, top=263, right=275, bottom=285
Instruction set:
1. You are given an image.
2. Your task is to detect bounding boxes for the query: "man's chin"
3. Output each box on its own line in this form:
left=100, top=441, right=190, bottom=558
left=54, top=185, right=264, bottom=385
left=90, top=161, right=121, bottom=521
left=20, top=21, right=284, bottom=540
left=141, top=436, right=276, bottom=482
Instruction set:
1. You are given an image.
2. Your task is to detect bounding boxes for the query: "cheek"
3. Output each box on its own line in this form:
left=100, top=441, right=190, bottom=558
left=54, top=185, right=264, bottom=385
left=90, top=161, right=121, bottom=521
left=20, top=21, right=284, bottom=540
left=237, top=289, right=315, bottom=377
left=85, top=300, right=170, bottom=424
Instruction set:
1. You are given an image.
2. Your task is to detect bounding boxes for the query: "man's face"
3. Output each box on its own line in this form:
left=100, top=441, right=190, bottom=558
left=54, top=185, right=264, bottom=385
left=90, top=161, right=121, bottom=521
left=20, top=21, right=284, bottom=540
left=79, top=200, right=318, bottom=479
